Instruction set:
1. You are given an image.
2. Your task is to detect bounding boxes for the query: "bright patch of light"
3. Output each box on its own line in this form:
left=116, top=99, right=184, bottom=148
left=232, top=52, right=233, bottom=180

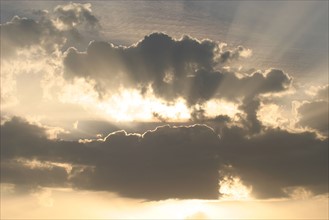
left=151, top=199, right=209, bottom=219
left=59, top=77, right=100, bottom=113
left=240, top=48, right=253, bottom=58
left=98, top=89, right=190, bottom=122
left=257, top=103, right=289, bottom=128
left=219, top=176, right=252, bottom=201
left=60, top=80, right=191, bottom=122
left=204, top=99, right=241, bottom=119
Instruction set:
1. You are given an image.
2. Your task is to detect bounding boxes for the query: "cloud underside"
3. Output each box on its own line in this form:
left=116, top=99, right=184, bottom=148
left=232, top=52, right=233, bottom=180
left=1, top=117, right=327, bottom=200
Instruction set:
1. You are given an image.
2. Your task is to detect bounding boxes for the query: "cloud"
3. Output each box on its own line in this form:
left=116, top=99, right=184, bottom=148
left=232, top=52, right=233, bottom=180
left=0, top=2, right=100, bottom=58
left=219, top=126, right=328, bottom=199
left=1, top=4, right=293, bottom=135
left=219, top=45, right=252, bottom=62
left=189, top=68, right=291, bottom=133
left=54, top=3, right=99, bottom=30
left=1, top=117, right=220, bottom=200
left=297, top=101, right=328, bottom=135
left=0, top=15, right=64, bottom=57
left=238, top=97, right=262, bottom=133
left=1, top=159, right=68, bottom=192
left=0, top=2, right=101, bottom=112
left=63, top=33, right=291, bottom=133
left=63, top=33, right=291, bottom=103
left=1, top=117, right=327, bottom=200
left=1, top=3, right=325, bottom=202
left=63, top=33, right=219, bottom=99
left=296, top=84, right=328, bottom=136
left=314, top=84, right=328, bottom=101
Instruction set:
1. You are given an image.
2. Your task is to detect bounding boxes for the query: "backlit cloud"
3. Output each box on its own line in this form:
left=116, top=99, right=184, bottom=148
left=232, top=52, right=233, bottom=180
left=54, top=3, right=99, bottom=30
left=0, top=2, right=100, bottom=58
left=63, top=32, right=291, bottom=133
left=1, top=117, right=327, bottom=200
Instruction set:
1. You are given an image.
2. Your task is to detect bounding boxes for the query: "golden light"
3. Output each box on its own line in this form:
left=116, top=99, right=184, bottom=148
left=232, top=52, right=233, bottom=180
left=98, top=89, right=191, bottom=122
left=219, top=176, right=252, bottom=201
left=150, top=199, right=210, bottom=219
left=204, top=99, right=241, bottom=119
left=257, top=103, right=289, bottom=128
left=57, top=75, right=254, bottom=123
left=59, top=79, right=192, bottom=122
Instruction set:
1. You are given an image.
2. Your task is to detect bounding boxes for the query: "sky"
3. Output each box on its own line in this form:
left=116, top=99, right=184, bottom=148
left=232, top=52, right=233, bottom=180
left=0, top=0, right=328, bottom=219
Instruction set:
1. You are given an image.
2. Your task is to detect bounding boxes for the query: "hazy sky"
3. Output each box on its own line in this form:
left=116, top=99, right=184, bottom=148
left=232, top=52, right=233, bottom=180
left=1, top=1, right=328, bottom=219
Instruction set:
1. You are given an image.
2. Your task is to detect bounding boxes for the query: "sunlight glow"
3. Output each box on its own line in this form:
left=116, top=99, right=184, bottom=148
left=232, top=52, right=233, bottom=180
left=60, top=80, right=191, bottom=122
left=151, top=199, right=209, bottom=219
left=219, top=176, right=252, bottom=201
left=257, top=103, right=289, bottom=128
left=204, top=99, right=241, bottom=119
left=98, top=89, right=191, bottom=122
left=60, top=78, right=248, bottom=122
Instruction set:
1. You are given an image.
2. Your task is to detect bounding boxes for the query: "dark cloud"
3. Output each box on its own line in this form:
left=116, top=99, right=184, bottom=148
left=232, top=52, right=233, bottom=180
left=64, top=33, right=291, bottom=133
left=0, top=15, right=64, bottom=57
left=238, top=97, right=262, bottom=133
left=1, top=117, right=327, bottom=200
left=1, top=117, right=50, bottom=159
left=1, top=159, right=68, bottom=191
left=81, top=125, right=220, bottom=200
left=63, top=33, right=219, bottom=100
left=1, top=117, right=220, bottom=200
left=64, top=33, right=291, bottom=104
left=188, top=68, right=290, bottom=133
left=219, top=126, right=328, bottom=198
left=0, top=3, right=100, bottom=57
left=189, top=68, right=291, bottom=103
